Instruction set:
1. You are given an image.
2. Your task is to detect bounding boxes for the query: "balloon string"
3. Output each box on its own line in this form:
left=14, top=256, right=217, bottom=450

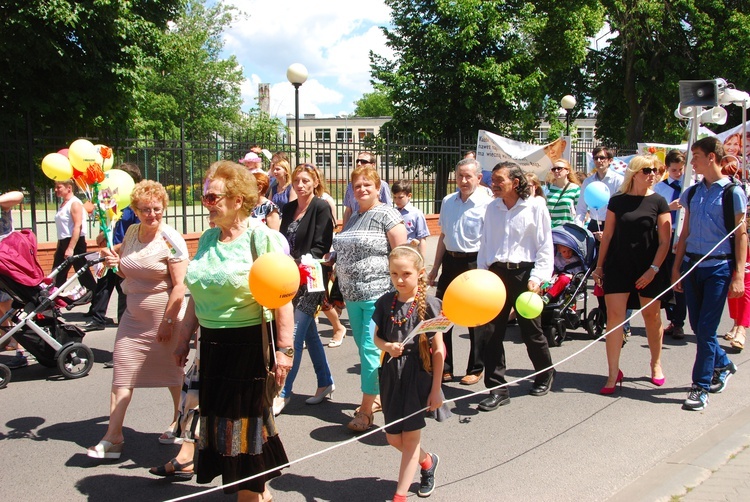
left=92, top=183, right=116, bottom=273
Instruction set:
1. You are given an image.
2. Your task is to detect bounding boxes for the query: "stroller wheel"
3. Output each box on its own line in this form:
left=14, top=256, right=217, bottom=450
left=57, top=343, right=95, bottom=379
left=0, top=363, right=10, bottom=389
left=544, top=325, right=565, bottom=347
left=585, top=308, right=606, bottom=339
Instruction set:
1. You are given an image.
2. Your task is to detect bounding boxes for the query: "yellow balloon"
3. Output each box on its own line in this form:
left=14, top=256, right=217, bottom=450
left=41, top=152, right=74, bottom=181
left=68, top=139, right=98, bottom=172
left=249, top=252, right=300, bottom=309
left=442, top=269, right=506, bottom=327
left=99, top=168, right=136, bottom=209
left=94, top=144, right=115, bottom=171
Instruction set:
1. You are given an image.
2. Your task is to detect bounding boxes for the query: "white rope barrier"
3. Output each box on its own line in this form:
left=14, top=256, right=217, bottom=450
left=165, top=219, right=744, bottom=501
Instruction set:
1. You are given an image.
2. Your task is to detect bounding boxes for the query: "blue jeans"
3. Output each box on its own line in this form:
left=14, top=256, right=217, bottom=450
left=682, top=261, right=732, bottom=391
left=345, top=299, right=381, bottom=396
left=280, top=309, right=333, bottom=398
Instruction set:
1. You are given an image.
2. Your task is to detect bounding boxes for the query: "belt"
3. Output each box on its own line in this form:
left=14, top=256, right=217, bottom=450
left=686, top=252, right=732, bottom=262
left=490, top=261, right=535, bottom=271
left=446, top=250, right=478, bottom=258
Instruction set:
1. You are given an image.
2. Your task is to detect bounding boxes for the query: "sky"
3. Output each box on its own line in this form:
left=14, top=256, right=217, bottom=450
left=221, top=0, right=393, bottom=119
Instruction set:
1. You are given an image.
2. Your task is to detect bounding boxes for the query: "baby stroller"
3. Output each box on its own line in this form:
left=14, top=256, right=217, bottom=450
left=0, top=229, right=103, bottom=389
left=541, top=223, right=602, bottom=347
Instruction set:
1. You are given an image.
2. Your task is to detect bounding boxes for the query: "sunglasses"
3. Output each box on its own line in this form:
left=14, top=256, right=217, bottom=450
left=201, top=193, right=226, bottom=206
left=594, top=156, right=609, bottom=161
left=355, top=159, right=373, bottom=165
left=551, top=166, right=566, bottom=172
left=640, top=168, right=657, bottom=175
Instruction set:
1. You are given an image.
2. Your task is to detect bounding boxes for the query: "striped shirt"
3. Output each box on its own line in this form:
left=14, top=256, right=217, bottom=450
left=546, top=183, right=581, bottom=227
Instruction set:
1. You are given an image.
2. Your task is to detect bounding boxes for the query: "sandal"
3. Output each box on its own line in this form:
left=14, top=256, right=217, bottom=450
left=149, top=458, right=195, bottom=480
left=724, top=326, right=738, bottom=341
left=158, top=429, right=184, bottom=445
left=347, top=411, right=373, bottom=432
left=87, top=440, right=124, bottom=459
left=731, top=328, right=745, bottom=351
left=355, top=397, right=382, bottom=415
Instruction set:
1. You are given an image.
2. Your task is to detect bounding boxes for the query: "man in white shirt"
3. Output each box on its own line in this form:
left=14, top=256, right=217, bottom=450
left=475, top=162, right=555, bottom=411
left=428, top=158, right=493, bottom=385
left=653, top=149, right=687, bottom=339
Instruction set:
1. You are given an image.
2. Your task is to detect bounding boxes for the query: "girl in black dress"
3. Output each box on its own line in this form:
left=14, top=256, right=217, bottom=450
left=373, top=245, right=451, bottom=500
left=593, top=155, right=671, bottom=394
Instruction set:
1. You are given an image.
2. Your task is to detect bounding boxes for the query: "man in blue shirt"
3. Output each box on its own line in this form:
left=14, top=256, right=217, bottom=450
left=673, top=137, right=747, bottom=411
left=83, top=163, right=142, bottom=334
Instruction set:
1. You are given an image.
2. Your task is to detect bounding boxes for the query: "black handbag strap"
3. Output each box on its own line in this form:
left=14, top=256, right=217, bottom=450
left=551, top=182, right=571, bottom=211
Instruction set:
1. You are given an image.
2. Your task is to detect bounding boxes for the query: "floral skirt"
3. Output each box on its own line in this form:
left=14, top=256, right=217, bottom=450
left=196, top=325, right=288, bottom=494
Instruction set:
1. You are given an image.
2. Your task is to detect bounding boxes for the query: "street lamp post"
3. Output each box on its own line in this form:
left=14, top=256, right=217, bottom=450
left=561, top=94, right=576, bottom=137
left=287, top=63, right=308, bottom=165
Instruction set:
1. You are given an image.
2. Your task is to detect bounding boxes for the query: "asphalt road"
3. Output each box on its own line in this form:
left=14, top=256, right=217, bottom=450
left=1, top=236, right=747, bottom=502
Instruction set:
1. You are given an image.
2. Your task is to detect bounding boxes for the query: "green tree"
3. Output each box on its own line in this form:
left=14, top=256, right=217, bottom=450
left=371, top=0, right=603, bottom=141
left=132, top=0, right=245, bottom=137
left=353, top=90, right=394, bottom=117
left=0, top=0, right=184, bottom=131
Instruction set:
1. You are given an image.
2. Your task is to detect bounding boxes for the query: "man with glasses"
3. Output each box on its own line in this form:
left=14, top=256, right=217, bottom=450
left=342, top=152, right=392, bottom=227
left=575, top=147, right=623, bottom=315
left=428, top=158, right=492, bottom=385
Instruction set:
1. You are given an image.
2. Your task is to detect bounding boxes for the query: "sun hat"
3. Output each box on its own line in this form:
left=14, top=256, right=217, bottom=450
left=239, top=152, right=262, bottom=165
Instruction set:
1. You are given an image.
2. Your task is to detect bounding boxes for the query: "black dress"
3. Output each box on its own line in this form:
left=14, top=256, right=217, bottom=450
left=373, top=292, right=451, bottom=434
left=602, top=193, right=670, bottom=300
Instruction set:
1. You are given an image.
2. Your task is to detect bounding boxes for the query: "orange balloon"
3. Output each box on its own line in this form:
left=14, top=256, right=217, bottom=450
left=442, top=269, right=506, bottom=327
left=249, top=252, right=300, bottom=309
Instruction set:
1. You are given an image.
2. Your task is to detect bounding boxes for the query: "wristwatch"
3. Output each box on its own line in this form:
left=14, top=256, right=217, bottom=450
left=277, top=347, right=294, bottom=357
left=649, top=264, right=659, bottom=273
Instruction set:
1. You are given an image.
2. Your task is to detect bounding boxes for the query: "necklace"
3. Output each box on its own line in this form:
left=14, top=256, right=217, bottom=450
left=390, top=292, right=417, bottom=326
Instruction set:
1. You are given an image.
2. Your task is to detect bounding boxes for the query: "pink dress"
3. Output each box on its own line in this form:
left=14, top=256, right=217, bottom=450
left=728, top=248, right=750, bottom=327
left=112, top=223, right=188, bottom=388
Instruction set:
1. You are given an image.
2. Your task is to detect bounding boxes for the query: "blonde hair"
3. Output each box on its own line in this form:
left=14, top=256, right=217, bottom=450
left=350, top=164, right=381, bottom=190
left=205, top=160, right=258, bottom=218
left=130, top=180, right=168, bottom=209
left=618, top=155, right=658, bottom=194
left=272, top=159, right=292, bottom=188
left=551, top=159, right=580, bottom=185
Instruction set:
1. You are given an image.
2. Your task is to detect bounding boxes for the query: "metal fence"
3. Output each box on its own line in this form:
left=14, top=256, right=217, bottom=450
left=0, top=118, right=625, bottom=243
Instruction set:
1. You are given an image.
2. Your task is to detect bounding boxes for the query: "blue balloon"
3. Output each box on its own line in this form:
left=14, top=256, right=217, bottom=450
left=584, top=181, right=610, bottom=210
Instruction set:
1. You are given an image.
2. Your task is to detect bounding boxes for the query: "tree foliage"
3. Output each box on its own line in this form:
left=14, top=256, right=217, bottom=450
left=0, top=0, right=185, bottom=132
left=353, top=90, right=394, bottom=117
left=132, top=0, right=245, bottom=137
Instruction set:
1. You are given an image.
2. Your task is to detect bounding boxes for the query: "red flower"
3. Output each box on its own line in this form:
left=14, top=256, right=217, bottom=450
left=99, top=146, right=112, bottom=160
left=648, top=146, right=657, bottom=154
left=83, top=163, right=105, bottom=185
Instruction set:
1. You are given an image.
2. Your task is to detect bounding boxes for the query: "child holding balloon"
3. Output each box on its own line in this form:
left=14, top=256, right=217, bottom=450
left=373, top=244, right=451, bottom=501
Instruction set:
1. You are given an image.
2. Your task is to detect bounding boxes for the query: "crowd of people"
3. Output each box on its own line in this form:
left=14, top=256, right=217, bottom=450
left=3, top=138, right=747, bottom=502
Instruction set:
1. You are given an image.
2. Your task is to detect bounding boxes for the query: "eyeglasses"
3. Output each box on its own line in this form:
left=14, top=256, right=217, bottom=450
left=201, top=193, right=226, bottom=206
left=551, top=166, right=566, bottom=172
left=136, top=206, right=163, bottom=215
left=594, top=156, right=609, bottom=161
left=355, top=159, right=373, bottom=165
left=640, top=167, right=657, bottom=175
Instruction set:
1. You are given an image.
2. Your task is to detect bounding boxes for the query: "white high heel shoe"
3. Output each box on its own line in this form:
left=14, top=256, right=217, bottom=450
left=305, top=384, right=335, bottom=405
left=328, top=333, right=346, bottom=348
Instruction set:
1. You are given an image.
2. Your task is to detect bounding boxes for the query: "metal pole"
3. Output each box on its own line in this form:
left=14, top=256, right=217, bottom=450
left=675, top=108, right=701, bottom=243
left=180, top=119, right=187, bottom=235
left=294, top=83, right=301, bottom=166
left=566, top=110, right=571, bottom=137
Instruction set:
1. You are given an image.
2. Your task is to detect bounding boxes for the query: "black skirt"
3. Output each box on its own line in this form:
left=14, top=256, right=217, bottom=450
left=196, top=325, right=288, bottom=494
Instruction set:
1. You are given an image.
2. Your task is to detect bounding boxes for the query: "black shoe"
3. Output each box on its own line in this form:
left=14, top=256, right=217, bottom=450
left=104, top=317, right=117, bottom=326
left=530, top=370, right=555, bottom=397
left=478, top=394, right=510, bottom=411
left=82, top=321, right=105, bottom=332
left=418, top=453, right=439, bottom=498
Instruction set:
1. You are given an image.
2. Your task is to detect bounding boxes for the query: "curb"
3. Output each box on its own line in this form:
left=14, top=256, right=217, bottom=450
left=608, top=404, right=750, bottom=502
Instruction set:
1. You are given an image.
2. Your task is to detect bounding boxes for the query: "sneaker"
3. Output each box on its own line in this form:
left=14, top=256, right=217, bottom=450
left=683, top=384, right=709, bottom=411
left=710, top=362, right=737, bottom=393
left=418, top=453, right=439, bottom=498
left=6, top=354, right=28, bottom=369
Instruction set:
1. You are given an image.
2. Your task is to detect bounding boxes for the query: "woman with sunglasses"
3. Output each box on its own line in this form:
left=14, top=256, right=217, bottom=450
left=274, top=164, right=335, bottom=415
left=174, top=161, right=293, bottom=501
left=330, top=164, right=407, bottom=432
left=593, top=155, right=671, bottom=395
left=87, top=180, right=189, bottom=461
left=546, top=159, right=581, bottom=227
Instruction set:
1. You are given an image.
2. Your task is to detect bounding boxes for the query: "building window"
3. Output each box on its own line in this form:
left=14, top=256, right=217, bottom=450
left=315, top=128, right=331, bottom=142
left=315, top=153, right=331, bottom=168
left=336, top=128, right=353, bottom=143
left=337, top=152, right=353, bottom=169
left=578, top=127, right=594, bottom=142
left=358, top=128, right=375, bottom=140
